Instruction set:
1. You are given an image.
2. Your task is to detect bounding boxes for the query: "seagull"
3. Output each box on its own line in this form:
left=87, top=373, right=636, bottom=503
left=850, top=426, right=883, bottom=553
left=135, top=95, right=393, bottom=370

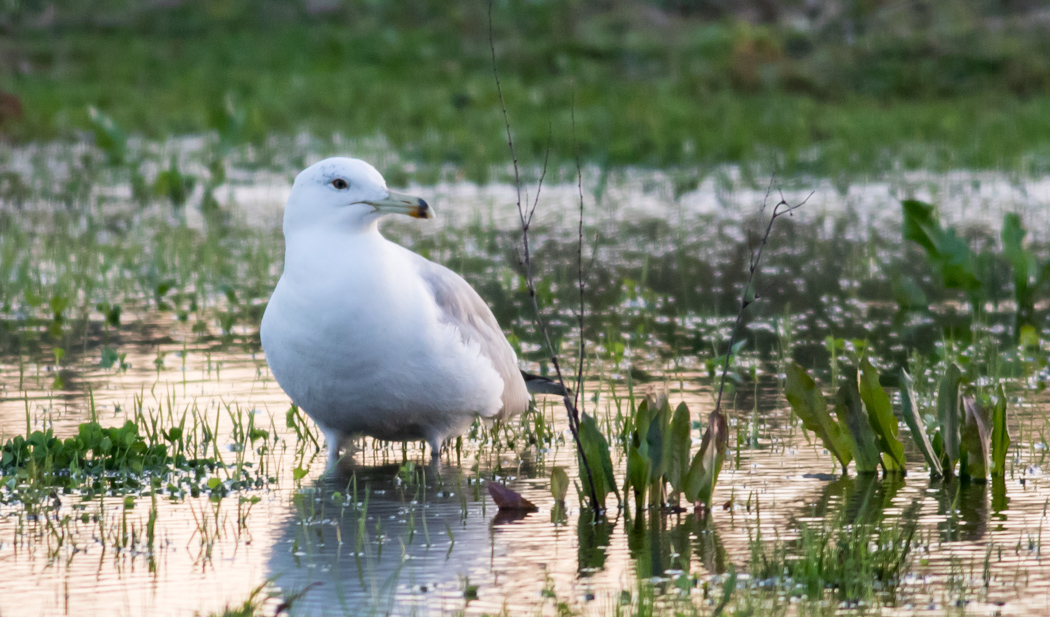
left=261, top=157, right=562, bottom=469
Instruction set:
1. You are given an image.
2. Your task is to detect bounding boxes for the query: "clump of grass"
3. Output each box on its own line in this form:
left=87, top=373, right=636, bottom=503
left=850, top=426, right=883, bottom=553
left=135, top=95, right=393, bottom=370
left=0, top=417, right=269, bottom=505
left=750, top=518, right=917, bottom=604
left=199, top=584, right=272, bottom=617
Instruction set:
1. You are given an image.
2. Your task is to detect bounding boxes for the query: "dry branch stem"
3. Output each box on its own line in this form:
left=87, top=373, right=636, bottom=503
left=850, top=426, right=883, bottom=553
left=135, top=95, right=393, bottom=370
left=489, top=1, right=601, bottom=512
left=573, top=97, right=586, bottom=410
left=712, top=181, right=810, bottom=419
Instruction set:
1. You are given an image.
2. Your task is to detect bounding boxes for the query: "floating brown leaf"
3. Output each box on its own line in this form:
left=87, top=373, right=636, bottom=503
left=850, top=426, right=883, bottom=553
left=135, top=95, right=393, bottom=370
left=487, top=482, right=538, bottom=512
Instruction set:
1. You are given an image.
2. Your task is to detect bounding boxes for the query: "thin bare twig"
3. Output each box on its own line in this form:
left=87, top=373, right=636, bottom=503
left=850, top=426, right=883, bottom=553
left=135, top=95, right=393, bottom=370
left=526, top=123, right=552, bottom=229
left=489, top=0, right=600, bottom=512
left=572, top=96, right=586, bottom=412
left=712, top=183, right=812, bottom=416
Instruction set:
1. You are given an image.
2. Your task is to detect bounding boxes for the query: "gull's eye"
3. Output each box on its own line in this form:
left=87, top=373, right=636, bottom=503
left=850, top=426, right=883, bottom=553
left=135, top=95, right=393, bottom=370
left=331, top=178, right=349, bottom=190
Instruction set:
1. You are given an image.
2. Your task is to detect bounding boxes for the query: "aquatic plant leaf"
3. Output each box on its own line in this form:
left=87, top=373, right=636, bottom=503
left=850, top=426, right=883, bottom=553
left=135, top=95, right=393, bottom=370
left=991, top=385, right=1011, bottom=478
left=858, top=359, right=906, bottom=473
left=684, top=409, right=727, bottom=507
left=550, top=467, right=569, bottom=502
left=901, top=200, right=981, bottom=295
left=666, top=402, right=692, bottom=495
left=1002, top=213, right=1032, bottom=290
left=626, top=440, right=652, bottom=514
left=87, top=106, right=127, bottom=166
left=901, top=199, right=941, bottom=254
left=624, top=399, right=654, bottom=511
left=937, top=363, right=963, bottom=475
left=931, top=430, right=944, bottom=460
left=578, top=412, right=619, bottom=511
left=488, top=482, right=538, bottom=512
left=898, top=368, right=942, bottom=477
left=960, top=396, right=992, bottom=481
left=1001, top=213, right=1044, bottom=336
left=784, top=362, right=852, bottom=473
left=633, top=399, right=652, bottom=436
left=646, top=397, right=671, bottom=484
left=834, top=381, right=881, bottom=474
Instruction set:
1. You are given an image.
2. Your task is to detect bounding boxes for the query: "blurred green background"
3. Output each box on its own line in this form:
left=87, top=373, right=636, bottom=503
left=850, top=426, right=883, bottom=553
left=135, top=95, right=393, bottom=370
left=2, top=0, right=1050, bottom=177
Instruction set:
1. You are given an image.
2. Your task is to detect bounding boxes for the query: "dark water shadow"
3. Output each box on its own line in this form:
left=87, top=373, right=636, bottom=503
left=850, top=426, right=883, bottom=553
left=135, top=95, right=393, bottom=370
left=621, top=510, right=729, bottom=582
left=934, top=477, right=990, bottom=543
left=577, top=509, right=616, bottom=576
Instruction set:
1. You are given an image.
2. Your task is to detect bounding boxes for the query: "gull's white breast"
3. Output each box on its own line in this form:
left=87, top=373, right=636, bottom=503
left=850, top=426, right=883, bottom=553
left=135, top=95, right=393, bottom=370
left=260, top=231, right=505, bottom=443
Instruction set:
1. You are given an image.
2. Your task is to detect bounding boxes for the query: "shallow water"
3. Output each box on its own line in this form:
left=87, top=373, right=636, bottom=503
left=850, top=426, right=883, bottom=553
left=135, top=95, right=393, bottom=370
left=2, top=162, right=1050, bottom=616
left=3, top=335, right=1049, bottom=616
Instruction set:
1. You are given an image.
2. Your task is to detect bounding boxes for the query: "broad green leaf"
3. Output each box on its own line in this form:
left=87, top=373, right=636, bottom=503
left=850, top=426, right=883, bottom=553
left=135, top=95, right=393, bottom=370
left=931, top=430, right=944, bottom=460
left=937, top=363, right=963, bottom=474
left=626, top=440, right=651, bottom=514
left=1002, top=213, right=1032, bottom=291
left=784, top=362, right=852, bottom=473
left=935, top=228, right=982, bottom=294
left=834, top=381, right=881, bottom=474
left=991, top=385, right=1011, bottom=478
left=623, top=398, right=658, bottom=511
left=899, top=368, right=942, bottom=477
left=901, top=199, right=981, bottom=295
left=634, top=398, right=651, bottom=431
left=684, top=410, right=727, bottom=507
left=578, top=412, right=619, bottom=511
left=550, top=466, right=569, bottom=502
left=665, top=402, right=692, bottom=495
left=901, top=200, right=941, bottom=255
left=858, top=359, right=906, bottom=473
left=1002, top=212, right=1038, bottom=335
left=960, top=396, right=992, bottom=481
left=647, top=397, right=671, bottom=484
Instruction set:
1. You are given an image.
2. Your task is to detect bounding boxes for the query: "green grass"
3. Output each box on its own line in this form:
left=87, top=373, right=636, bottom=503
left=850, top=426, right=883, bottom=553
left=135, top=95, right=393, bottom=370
left=750, top=519, right=917, bottom=605
left=200, top=584, right=273, bottom=617
left=4, top=1, right=1050, bottom=178
left=0, top=397, right=283, bottom=506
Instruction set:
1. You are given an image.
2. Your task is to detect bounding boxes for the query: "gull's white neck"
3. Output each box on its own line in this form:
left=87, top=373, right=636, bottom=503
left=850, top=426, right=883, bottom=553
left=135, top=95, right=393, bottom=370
left=282, top=224, right=387, bottom=278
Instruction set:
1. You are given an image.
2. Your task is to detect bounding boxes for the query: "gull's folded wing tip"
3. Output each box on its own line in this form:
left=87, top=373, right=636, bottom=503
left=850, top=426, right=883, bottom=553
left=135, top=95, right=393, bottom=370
left=520, top=371, right=571, bottom=397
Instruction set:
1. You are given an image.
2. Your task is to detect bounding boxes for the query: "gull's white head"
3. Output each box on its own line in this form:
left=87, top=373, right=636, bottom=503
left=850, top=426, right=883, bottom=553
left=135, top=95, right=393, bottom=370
left=284, top=157, right=431, bottom=235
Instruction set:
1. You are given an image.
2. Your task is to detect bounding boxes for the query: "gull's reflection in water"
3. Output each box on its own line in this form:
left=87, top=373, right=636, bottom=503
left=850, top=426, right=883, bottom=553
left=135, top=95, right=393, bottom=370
left=267, top=461, right=534, bottom=616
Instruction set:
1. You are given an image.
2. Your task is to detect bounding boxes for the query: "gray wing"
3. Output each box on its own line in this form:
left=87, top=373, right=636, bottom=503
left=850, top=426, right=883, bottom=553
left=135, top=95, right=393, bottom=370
left=415, top=257, right=530, bottom=418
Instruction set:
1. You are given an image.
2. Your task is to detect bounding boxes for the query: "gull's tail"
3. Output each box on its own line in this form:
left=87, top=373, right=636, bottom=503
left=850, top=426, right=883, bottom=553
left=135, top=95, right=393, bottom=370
left=521, top=371, right=572, bottom=397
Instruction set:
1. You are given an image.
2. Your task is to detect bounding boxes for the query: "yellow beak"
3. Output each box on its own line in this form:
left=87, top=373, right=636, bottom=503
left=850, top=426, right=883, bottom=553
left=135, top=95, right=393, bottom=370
left=363, top=191, right=432, bottom=219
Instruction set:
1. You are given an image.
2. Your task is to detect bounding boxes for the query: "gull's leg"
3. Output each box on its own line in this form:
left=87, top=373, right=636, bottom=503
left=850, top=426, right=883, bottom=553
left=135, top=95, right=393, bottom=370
left=426, top=435, right=442, bottom=473
left=322, top=427, right=342, bottom=472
